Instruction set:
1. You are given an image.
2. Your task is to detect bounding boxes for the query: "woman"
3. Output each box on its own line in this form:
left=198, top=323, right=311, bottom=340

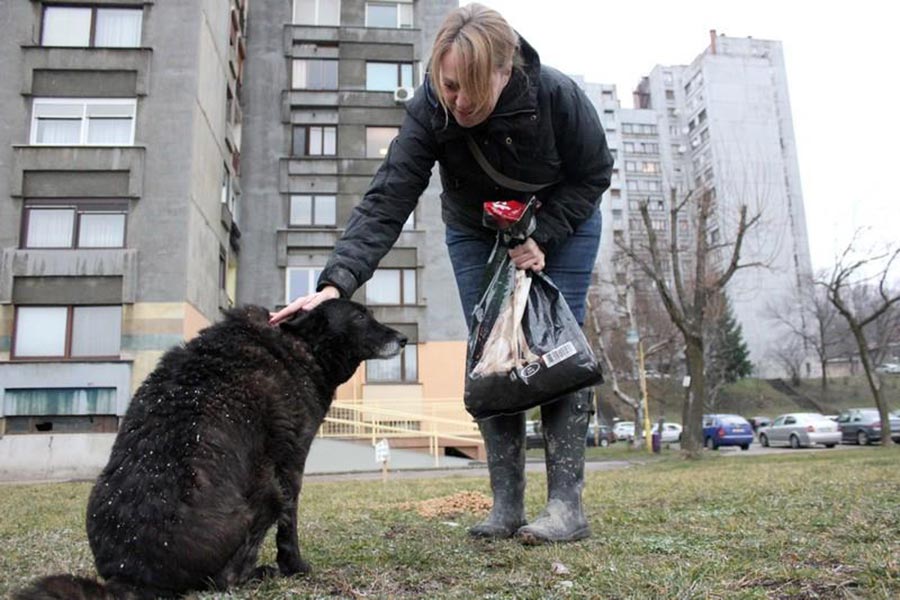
left=271, top=3, right=612, bottom=544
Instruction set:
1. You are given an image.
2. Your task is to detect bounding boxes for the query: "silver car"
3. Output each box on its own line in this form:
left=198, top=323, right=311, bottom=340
left=758, top=413, right=841, bottom=449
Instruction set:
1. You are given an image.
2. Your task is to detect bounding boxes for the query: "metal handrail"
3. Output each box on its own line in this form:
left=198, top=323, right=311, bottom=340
left=321, top=400, right=483, bottom=467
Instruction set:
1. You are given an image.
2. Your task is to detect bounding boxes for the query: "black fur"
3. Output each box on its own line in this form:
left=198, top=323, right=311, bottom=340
left=14, top=300, right=406, bottom=599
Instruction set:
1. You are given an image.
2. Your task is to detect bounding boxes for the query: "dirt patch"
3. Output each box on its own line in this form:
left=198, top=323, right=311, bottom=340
left=398, top=491, right=492, bottom=518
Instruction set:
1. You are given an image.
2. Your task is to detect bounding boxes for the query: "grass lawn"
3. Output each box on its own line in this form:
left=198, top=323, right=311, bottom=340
left=2, top=448, right=898, bottom=599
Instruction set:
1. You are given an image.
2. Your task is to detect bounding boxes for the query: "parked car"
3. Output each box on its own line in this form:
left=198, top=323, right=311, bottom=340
left=875, top=363, right=900, bottom=375
left=612, top=421, right=635, bottom=442
left=701, top=414, right=753, bottom=450
left=525, top=420, right=543, bottom=449
left=586, top=423, right=615, bottom=447
left=758, top=413, right=840, bottom=449
left=836, top=408, right=900, bottom=445
left=651, top=422, right=683, bottom=444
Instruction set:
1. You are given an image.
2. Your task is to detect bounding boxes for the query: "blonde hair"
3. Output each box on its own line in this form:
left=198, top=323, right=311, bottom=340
left=429, top=3, right=520, bottom=121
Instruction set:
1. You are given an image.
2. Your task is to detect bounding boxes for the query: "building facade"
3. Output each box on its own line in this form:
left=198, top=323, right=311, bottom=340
left=236, top=0, right=465, bottom=421
left=0, top=0, right=246, bottom=475
left=595, top=31, right=813, bottom=376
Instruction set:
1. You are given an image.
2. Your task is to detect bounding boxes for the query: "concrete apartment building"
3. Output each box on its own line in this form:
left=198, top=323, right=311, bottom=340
left=0, top=0, right=247, bottom=477
left=236, top=0, right=467, bottom=429
left=590, top=32, right=812, bottom=376
left=635, top=32, right=813, bottom=375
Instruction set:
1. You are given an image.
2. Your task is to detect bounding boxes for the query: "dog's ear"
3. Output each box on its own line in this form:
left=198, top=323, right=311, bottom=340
left=278, top=308, right=325, bottom=338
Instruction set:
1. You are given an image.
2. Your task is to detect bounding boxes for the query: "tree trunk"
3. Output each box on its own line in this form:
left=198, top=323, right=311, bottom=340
left=682, top=335, right=706, bottom=458
left=819, top=357, right=828, bottom=392
left=850, top=324, right=895, bottom=446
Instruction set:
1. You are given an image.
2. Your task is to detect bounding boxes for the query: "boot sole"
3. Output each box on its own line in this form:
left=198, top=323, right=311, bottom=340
left=468, top=522, right=527, bottom=540
left=517, top=526, right=591, bottom=545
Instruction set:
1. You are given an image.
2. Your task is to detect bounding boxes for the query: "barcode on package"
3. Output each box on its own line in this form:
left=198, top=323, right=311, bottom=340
left=543, top=342, right=576, bottom=368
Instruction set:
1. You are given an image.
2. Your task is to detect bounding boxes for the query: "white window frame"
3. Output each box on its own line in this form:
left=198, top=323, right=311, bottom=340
left=30, top=98, right=137, bottom=146
left=292, top=0, right=341, bottom=26
left=12, top=305, right=122, bottom=359
left=289, top=194, right=337, bottom=227
left=285, top=268, right=323, bottom=304
left=23, top=200, right=128, bottom=249
left=365, top=268, right=416, bottom=305
left=366, top=126, right=399, bottom=158
left=364, top=1, right=414, bottom=29
left=41, top=5, right=143, bottom=48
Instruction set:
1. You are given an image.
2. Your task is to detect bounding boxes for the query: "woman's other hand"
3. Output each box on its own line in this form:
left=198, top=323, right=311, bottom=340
left=508, top=238, right=545, bottom=272
left=268, top=285, right=340, bottom=325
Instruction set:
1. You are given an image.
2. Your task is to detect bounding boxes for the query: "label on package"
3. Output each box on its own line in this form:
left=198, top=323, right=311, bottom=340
left=543, top=342, right=576, bottom=368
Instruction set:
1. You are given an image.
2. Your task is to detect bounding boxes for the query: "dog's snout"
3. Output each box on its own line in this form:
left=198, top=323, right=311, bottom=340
left=397, top=334, right=408, bottom=348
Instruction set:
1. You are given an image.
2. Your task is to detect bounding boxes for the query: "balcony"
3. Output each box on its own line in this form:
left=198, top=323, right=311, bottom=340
left=11, top=145, right=146, bottom=199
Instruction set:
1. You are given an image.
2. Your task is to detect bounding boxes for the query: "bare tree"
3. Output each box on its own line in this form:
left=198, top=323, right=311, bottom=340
left=585, top=267, right=677, bottom=449
left=817, top=234, right=900, bottom=446
left=617, top=187, right=762, bottom=457
left=769, top=277, right=843, bottom=391
left=769, top=335, right=805, bottom=386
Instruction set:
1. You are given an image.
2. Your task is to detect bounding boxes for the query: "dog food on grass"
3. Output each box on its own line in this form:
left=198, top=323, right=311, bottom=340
left=399, top=491, right=492, bottom=518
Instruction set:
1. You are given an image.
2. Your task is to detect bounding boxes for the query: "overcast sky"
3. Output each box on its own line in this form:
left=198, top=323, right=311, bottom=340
left=478, top=0, right=899, bottom=272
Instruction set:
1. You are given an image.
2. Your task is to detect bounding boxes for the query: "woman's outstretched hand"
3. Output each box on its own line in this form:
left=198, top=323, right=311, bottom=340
left=268, top=285, right=340, bottom=325
left=508, top=238, right=545, bottom=272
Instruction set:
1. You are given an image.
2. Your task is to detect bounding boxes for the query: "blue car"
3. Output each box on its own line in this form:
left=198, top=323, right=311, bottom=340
left=702, top=414, right=753, bottom=450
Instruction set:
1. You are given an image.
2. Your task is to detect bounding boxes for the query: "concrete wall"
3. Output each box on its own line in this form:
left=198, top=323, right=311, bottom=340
left=0, top=434, right=116, bottom=482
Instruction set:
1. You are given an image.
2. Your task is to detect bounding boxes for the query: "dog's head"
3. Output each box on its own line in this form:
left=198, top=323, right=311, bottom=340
left=279, top=299, right=407, bottom=385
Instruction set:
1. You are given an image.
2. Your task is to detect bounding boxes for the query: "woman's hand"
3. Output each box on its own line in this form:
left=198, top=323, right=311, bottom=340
left=268, top=285, right=340, bottom=325
left=508, top=238, right=545, bottom=272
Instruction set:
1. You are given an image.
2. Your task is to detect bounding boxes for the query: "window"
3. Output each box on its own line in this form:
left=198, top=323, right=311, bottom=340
left=641, top=161, right=660, bottom=174
left=293, top=125, right=336, bottom=156
left=367, top=343, right=417, bottom=382
left=292, top=59, right=338, bottom=90
left=625, top=161, right=636, bottom=172
left=365, top=2, right=413, bottom=28
left=31, top=98, right=136, bottom=146
left=22, top=201, right=127, bottom=249
left=612, top=209, right=623, bottom=223
left=366, top=126, right=398, bottom=158
left=286, top=268, right=323, bottom=304
left=42, top=6, right=142, bottom=48
left=293, top=0, right=340, bottom=25
left=290, top=194, right=336, bottom=226
left=366, top=62, right=413, bottom=92
left=13, top=305, right=121, bottom=358
left=366, top=269, right=415, bottom=305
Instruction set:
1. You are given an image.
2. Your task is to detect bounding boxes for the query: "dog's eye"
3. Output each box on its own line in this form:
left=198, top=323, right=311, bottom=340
left=353, top=312, right=366, bottom=322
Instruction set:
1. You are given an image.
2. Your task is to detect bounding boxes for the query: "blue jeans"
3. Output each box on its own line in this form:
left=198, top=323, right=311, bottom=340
left=445, top=209, right=602, bottom=329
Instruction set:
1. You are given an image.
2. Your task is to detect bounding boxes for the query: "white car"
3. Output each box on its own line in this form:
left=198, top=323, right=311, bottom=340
left=652, top=422, right=683, bottom=443
left=875, top=363, right=900, bottom=374
left=758, top=413, right=840, bottom=448
left=613, top=421, right=635, bottom=441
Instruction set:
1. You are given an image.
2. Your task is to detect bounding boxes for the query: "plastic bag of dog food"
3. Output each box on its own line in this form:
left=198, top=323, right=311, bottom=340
left=464, top=200, right=603, bottom=420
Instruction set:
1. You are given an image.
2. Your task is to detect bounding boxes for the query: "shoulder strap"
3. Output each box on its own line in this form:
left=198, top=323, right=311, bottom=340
left=465, top=134, right=559, bottom=194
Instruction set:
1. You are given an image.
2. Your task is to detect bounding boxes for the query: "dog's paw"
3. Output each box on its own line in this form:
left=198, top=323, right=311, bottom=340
left=250, top=565, right=280, bottom=582
left=279, top=556, right=311, bottom=577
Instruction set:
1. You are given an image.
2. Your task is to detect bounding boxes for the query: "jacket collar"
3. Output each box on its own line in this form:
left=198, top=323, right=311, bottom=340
left=425, top=34, right=541, bottom=137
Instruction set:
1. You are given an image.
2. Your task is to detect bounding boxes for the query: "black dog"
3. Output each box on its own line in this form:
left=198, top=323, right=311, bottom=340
left=14, top=300, right=406, bottom=599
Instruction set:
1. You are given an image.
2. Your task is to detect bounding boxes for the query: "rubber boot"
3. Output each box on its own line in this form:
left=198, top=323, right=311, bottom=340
left=517, top=389, right=592, bottom=544
left=469, top=412, right=527, bottom=539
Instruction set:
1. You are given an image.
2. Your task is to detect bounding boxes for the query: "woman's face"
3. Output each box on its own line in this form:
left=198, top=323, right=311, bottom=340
left=439, top=46, right=511, bottom=128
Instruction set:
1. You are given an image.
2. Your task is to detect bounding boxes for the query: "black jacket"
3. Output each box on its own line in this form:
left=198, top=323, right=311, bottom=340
left=319, top=38, right=613, bottom=299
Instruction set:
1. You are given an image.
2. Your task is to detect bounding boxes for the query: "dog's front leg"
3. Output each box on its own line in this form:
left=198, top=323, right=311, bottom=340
left=276, top=475, right=309, bottom=576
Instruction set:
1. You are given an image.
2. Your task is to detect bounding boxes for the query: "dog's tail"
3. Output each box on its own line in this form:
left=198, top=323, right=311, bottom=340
left=12, top=574, right=152, bottom=600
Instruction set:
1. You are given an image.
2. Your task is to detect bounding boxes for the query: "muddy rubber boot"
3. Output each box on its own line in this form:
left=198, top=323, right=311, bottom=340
left=517, top=389, right=592, bottom=544
left=469, top=412, right=527, bottom=539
